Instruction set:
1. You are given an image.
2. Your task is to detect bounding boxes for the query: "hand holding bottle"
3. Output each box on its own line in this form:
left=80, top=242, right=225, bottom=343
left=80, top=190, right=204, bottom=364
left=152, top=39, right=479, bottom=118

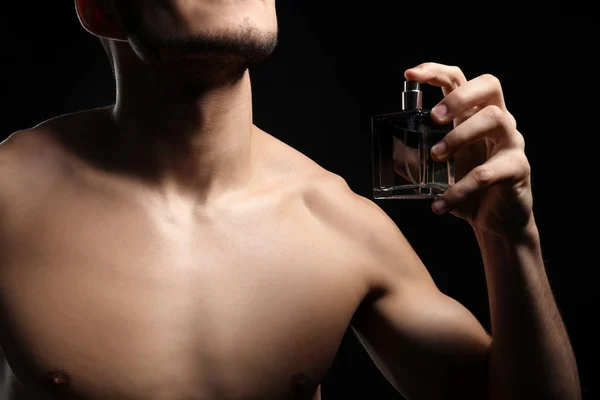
left=405, top=62, right=532, bottom=236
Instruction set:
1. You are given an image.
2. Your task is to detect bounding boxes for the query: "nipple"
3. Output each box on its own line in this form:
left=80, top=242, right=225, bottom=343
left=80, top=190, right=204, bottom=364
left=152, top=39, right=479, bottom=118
left=43, top=370, right=71, bottom=389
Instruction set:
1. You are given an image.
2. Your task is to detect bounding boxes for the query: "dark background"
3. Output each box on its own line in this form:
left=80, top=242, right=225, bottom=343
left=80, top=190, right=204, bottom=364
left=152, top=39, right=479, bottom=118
left=3, top=2, right=596, bottom=399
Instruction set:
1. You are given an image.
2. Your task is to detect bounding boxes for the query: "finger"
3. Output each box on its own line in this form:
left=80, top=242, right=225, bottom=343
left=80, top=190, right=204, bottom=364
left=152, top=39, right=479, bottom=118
left=404, top=63, right=467, bottom=96
left=431, top=150, right=530, bottom=215
left=431, top=105, right=521, bottom=161
left=431, top=74, right=506, bottom=125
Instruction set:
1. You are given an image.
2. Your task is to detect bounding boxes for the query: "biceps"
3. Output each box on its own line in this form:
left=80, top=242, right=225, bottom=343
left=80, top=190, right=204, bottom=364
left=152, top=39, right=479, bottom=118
left=351, top=285, right=491, bottom=400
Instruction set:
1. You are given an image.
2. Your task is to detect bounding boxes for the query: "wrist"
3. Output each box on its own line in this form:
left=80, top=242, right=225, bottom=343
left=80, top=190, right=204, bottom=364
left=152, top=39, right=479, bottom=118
left=474, top=214, right=545, bottom=279
left=472, top=213, right=540, bottom=249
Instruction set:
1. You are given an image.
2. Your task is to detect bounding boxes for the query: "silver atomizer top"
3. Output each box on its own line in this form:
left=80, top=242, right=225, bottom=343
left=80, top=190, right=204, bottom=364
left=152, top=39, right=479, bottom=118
left=401, top=81, right=423, bottom=110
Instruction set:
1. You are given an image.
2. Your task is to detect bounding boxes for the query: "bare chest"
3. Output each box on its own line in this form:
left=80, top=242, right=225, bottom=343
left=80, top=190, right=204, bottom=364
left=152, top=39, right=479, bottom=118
left=0, top=190, right=367, bottom=399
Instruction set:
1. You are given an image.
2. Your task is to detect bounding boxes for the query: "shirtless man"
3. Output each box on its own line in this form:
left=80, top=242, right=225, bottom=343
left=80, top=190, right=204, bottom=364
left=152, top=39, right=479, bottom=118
left=0, top=1, right=581, bottom=399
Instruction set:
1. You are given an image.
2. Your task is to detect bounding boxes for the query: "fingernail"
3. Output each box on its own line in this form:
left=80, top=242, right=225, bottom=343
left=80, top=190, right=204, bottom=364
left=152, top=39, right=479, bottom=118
left=432, top=104, right=448, bottom=119
left=431, top=140, right=447, bottom=159
left=432, top=198, right=448, bottom=214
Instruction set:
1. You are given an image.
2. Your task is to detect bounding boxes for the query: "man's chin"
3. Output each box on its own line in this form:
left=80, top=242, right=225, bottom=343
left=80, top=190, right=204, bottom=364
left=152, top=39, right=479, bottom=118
left=137, top=30, right=278, bottom=66
left=137, top=49, right=262, bottom=89
left=154, top=49, right=261, bottom=66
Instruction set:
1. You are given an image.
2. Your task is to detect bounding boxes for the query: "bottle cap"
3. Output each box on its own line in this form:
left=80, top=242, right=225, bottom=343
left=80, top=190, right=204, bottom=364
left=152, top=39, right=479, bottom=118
left=402, top=80, right=422, bottom=110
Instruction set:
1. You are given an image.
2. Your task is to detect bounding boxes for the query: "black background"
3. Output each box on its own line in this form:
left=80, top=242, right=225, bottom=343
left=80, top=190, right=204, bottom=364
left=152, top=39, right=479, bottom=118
left=3, top=2, right=597, bottom=399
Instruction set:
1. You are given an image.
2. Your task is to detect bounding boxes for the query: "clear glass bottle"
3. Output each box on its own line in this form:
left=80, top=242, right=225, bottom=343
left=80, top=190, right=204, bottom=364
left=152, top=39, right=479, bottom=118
left=372, top=81, right=455, bottom=199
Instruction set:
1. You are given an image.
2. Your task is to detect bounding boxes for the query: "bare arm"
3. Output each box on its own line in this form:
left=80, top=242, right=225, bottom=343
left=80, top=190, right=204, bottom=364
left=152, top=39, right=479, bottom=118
left=348, top=193, right=491, bottom=400
left=474, top=220, right=580, bottom=400
left=331, top=179, right=579, bottom=399
left=346, top=61, right=581, bottom=400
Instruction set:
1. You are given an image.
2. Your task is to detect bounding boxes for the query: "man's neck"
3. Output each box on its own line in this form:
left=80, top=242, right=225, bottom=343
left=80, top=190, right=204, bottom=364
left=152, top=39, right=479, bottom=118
left=107, top=59, right=257, bottom=204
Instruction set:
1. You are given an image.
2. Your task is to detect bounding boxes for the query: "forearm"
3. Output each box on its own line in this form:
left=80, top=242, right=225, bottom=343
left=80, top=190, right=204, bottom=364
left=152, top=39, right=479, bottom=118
left=474, top=218, right=581, bottom=400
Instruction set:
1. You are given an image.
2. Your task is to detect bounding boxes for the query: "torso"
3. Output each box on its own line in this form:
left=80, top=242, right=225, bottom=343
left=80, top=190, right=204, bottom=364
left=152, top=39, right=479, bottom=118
left=0, top=113, right=373, bottom=399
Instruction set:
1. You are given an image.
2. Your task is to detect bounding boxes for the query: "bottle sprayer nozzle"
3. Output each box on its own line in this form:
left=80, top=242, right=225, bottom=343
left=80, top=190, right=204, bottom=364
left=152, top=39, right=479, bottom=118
left=404, top=81, right=420, bottom=91
left=402, top=80, right=422, bottom=110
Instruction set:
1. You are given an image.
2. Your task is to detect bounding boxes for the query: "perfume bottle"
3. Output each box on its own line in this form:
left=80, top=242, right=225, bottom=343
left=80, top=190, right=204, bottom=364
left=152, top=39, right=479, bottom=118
left=372, top=81, right=455, bottom=199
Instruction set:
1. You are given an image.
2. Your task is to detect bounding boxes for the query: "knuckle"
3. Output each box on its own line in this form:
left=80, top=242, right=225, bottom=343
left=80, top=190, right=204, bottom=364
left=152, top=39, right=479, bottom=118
left=523, top=162, right=532, bottom=178
left=450, top=89, right=470, bottom=107
left=508, top=112, right=518, bottom=129
left=418, top=62, right=435, bottom=69
left=472, top=166, right=494, bottom=186
left=512, top=132, right=526, bottom=149
left=517, top=153, right=531, bottom=176
left=482, top=73, right=501, bottom=89
left=482, top=105, right=505, bottom=125
left=449, top=66, right=464, bottom=84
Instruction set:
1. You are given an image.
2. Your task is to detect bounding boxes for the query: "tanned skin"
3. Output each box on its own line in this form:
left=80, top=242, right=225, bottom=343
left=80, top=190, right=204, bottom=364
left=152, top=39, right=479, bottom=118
left=0, top=1, right=580, bottom=399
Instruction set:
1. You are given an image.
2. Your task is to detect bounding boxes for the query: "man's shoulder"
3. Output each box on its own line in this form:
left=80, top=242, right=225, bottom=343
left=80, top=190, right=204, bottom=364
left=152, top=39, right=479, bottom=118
left=302, top=170, right=401, bottom=247
left=259, top=130, right=401, bottom=250
left=0, top=125, right=63, bottom=177
left=0, top=116, right=77, bottom=214
left=294, top=167, right=420, bottom=298
left=286, top=153, right=435, bottom=310
left=264, top=134, right=404, bottom=271
left=1, top=110, right=87, bottom=162
left=0, top=108, right=103, bottom=171
left=0, top=128, right=44, bottom=179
